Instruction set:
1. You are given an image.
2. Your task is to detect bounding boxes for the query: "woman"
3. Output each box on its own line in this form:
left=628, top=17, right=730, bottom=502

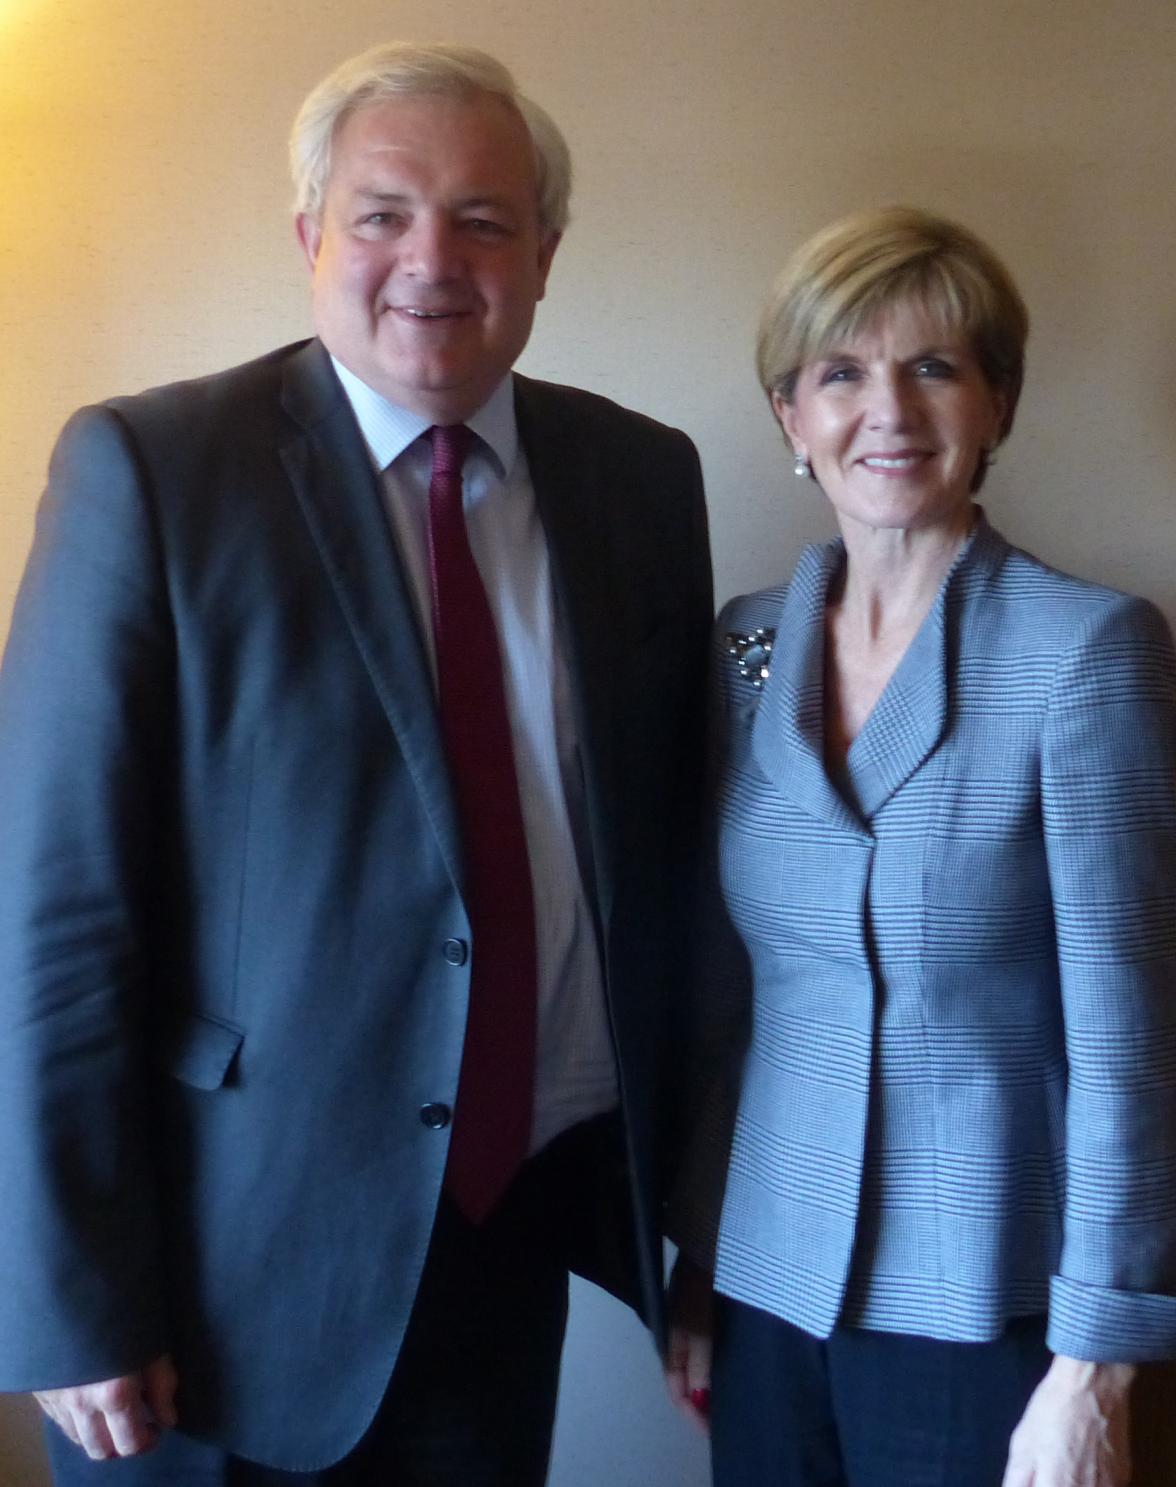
left=667, top=207, right=1176, bottom=1487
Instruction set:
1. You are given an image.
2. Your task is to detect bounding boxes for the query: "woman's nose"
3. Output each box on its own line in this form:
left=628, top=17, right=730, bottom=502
left=865, top=371, right=915, bottom=429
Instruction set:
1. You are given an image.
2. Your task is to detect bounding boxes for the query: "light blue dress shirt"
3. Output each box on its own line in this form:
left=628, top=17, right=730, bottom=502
left=331, top=359, right=618, bottom=1154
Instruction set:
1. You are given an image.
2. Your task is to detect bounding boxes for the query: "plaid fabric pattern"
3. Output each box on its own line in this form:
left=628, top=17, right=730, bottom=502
left=674, top=517, right=1176, bottom=1362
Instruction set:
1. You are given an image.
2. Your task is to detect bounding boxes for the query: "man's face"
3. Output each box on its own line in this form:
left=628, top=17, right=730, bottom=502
left=297, top=92, right=560, bottom=424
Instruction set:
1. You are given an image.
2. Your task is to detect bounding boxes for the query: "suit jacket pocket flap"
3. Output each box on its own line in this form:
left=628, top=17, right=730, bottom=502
left=161, top=1013, right=245, bottom=1091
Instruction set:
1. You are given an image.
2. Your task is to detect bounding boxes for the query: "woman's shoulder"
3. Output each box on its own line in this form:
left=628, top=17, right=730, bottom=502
left=968, top=523, right=1172, bottom=650
left=717, top=539, right=838, bottom=633
left=717, top=583, right=789, bottom=638
left=711, top=542, right=838, bottom=705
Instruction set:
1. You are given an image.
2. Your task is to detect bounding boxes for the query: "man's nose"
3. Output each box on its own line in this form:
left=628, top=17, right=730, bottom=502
left=400, top=216, right=461, bottom=279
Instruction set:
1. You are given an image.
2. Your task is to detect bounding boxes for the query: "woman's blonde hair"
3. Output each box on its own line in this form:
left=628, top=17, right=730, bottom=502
left=757, top=206, right=1029, bottom=446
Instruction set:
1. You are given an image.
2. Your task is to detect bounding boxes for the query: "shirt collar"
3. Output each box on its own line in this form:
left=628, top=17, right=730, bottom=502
left=329, top=356, right=518, bottom=478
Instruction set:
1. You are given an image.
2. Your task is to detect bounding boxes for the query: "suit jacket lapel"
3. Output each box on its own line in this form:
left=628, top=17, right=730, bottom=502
left=514, top=375, right=622, bottom=926
left=278, top=341, right=464, bottom=888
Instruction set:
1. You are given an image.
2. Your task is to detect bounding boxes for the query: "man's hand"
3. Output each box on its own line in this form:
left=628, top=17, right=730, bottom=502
left=34, top=1354, right=178, bottom=1460
left=664, top=1256, right=716, bottom=1434
left=1003, top=1354, right=1134, bottom=1487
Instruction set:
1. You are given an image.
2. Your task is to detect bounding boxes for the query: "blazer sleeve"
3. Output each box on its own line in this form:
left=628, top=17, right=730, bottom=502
left=0, top=405, right=172, bottom=1387
left=1042, top=592, right=1176, bottom=1361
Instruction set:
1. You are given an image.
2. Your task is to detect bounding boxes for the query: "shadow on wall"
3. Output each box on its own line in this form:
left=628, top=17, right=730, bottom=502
left=0, top=1393, right=47, bottom=1487
left=549, top=1278, right=709, bottom=1487
left=1132, top=1364, right=1176, bottom=1487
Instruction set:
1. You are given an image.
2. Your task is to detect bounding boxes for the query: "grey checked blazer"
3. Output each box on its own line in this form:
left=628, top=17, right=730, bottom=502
left=673, top=514, right=1176, bottom=1363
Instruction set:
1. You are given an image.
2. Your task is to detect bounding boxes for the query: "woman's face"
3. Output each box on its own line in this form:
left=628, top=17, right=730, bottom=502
left=773, top=298, right=1006, bottom=540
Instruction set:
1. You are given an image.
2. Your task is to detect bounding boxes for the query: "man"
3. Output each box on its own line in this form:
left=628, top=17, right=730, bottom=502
left=0, top=42, right=712, bottom=1486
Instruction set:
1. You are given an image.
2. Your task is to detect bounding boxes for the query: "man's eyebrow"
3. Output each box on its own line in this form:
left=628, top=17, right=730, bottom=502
left=454, top=195, right=515, bottom=211
left=346, top=189, right=518, bottom=215
left=351, top=189, right=411, bottom=204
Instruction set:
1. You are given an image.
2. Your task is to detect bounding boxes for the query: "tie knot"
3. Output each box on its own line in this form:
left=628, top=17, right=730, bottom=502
left=429, top=424, right=474, bottom=479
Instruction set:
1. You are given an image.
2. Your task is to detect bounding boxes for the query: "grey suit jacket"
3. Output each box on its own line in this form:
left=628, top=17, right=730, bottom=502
left=0, top=340, right=712, bottom=1468
left=673, top=515, right=1176, bottom=1363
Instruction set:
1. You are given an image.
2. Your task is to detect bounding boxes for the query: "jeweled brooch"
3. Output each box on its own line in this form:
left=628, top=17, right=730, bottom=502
left=725, top=627, right=775, bottom=689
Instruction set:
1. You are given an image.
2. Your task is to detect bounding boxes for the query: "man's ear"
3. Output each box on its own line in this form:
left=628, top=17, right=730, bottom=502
left=535, top=231, right=562, bottom=302
left=295, top=213, right=322, bottom=273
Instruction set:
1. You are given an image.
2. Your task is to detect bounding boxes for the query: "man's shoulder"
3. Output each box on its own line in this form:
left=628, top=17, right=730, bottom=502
left=99, top=339, right=323, bottom=431
left=47, top=341, right=339, bottom=498
left=513, top=373, right=695, bottom=450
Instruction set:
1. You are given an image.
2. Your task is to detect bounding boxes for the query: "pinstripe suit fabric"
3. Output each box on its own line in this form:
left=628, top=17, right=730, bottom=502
left=674, top=516, right=1176, bottom=1362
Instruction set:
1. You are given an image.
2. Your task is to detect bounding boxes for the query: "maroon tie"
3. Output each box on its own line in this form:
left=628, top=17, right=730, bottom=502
left=426, top=424, right=538, bottom=1223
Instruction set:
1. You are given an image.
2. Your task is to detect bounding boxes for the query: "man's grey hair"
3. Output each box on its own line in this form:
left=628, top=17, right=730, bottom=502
left=290, top=41, right=572, bottom=236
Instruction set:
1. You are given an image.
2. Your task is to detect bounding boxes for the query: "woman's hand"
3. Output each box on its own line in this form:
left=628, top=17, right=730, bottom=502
left=665, top=1255, right=716, bottom=1433
left=1002, top=1354, right=1134, bottom=1486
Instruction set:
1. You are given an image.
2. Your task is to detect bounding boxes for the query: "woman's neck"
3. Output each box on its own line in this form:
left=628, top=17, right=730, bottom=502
left=833, top=505, right=975, bottom=644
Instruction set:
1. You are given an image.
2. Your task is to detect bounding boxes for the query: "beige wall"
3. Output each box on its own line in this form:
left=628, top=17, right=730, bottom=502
left=5, top=0, right=1176, bottom=630
left=3, top=0, right=1176, bottom=1482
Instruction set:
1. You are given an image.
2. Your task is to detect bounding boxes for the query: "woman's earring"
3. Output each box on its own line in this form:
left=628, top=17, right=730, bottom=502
left=793, top=452, right=811, bottom=479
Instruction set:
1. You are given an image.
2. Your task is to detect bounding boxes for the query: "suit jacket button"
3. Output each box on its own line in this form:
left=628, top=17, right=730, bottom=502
left=419, top=1103, right=452, bottom=1129
left=441, top=938, right=468, bottom=966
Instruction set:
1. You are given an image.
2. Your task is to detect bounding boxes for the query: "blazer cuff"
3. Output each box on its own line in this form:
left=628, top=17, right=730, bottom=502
left=1047, top=1275, right=1176, bottom=1362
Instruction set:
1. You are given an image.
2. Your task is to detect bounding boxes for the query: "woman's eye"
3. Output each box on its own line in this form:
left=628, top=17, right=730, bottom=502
left=915, top=358, right=955, bottom=378
left=820, top=364, right=860, bottom=385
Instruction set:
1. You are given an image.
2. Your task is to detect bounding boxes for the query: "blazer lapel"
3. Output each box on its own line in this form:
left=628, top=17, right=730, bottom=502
left=278, top=341, right=464, bottom=888
left=842, top=517, right=1001, bottom=820
left=514, top=376, right=622, bottom=927
left=750, top=543, right=866, bottom=836
left=845, top=593, right=948, bottom=820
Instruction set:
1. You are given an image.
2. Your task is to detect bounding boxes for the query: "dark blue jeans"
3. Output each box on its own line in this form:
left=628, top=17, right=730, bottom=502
left=711, top=1298, right=1052, bottom=1487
